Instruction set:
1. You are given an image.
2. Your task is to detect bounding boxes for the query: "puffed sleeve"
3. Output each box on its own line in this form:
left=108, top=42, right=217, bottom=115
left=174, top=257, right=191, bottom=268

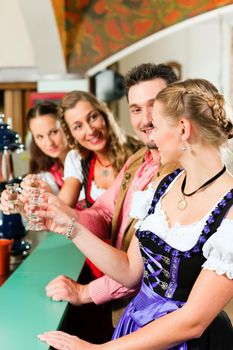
left=202, top=219, right=233, bottom=279
left=129, top=184, right=155, bottom=228
left=63, top=150, right=84, bottom=182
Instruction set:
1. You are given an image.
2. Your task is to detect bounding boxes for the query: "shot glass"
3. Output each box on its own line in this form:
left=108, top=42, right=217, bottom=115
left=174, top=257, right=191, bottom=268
left=25, top=174, right=42, bottom=188
left=4, top=183, right=21, bottom=215
left=26, top=187, right=45, bottom=231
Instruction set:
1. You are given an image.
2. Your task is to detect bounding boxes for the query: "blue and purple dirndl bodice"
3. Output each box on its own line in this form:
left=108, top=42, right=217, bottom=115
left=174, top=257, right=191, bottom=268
left=112, top=169, right=233, bottom=349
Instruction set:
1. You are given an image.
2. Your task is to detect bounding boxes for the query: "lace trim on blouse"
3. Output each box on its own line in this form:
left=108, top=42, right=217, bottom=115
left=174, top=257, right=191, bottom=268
left=131, top=169, right=233, bottom=279
left=202, top=220, right=233, bottom=279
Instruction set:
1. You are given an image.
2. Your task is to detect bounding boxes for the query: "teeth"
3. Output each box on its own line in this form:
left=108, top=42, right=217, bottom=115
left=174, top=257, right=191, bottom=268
left=89, top=132, right=101, bottom=142
left=90, top=136, right=100, bottom=144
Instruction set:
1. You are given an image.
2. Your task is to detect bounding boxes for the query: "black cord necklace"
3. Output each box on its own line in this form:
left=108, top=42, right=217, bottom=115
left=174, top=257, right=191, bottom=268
left=178, top=165, right=226, bottom=210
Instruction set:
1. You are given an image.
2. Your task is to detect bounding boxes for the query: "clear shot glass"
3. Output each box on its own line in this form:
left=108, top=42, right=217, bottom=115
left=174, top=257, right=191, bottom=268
left=26, top=187, right=45, bottom=231
left=25, top=174, right=42, bottom=188
left=4, top=183, right=22, bottom=215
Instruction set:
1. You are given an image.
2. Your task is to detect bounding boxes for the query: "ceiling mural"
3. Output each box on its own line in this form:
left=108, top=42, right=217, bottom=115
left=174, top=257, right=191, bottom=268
left=52, top=0, right=233, bottom=76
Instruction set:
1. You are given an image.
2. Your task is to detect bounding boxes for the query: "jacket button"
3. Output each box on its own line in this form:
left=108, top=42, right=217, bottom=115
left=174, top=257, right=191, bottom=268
left=125, top=172, right=131, bottom=180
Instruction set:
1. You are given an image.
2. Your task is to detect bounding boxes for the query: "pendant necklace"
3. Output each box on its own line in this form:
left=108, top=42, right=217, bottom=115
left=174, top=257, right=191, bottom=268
left=178, top=165, right=226, bottom=211
left=95, top=155, right=112, bottom=177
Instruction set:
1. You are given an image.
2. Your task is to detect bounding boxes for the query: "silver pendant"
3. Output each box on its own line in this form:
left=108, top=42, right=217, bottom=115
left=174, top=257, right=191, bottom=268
left=178, top=197, right=187, bottom=210
left=102, top=168, right=109, bottom=177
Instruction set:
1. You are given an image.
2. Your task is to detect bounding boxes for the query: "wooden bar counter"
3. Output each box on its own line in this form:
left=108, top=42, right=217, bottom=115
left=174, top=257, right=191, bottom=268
left=0, top=232, right=85, bottom=349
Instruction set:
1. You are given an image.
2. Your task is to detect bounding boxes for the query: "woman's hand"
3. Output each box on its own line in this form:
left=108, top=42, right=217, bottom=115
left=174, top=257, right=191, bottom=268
left=0, top=189, right=15, bottom=214
left=34, top=193, right=79, bottom=236
left=18, top=174, right=53, bottom=205
left=38, top=331, right=97, bottom=349
left=46, top=275, right=92, bottom=305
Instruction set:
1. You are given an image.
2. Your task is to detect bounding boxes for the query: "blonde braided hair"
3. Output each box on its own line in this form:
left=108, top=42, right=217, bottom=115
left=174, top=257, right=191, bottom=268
left=206, top=94, right=233, bottom=139
left=156, top=79, right=233, bottom=145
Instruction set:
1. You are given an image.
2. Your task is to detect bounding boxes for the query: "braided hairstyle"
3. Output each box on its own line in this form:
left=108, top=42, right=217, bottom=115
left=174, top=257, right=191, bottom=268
left=155, top=78, right=233, bottom=147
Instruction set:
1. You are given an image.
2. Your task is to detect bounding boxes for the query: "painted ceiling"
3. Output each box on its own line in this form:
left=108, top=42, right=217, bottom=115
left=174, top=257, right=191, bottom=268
left=52, top=0, right=233, bottom=76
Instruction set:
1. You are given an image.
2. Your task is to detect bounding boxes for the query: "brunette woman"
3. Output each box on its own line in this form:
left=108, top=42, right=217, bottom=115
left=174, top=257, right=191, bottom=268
left=26, top=101, right=69, bottom=194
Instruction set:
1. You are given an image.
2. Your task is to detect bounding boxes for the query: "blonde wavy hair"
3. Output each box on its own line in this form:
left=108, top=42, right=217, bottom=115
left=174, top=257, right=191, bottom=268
left=155, top=78, right=233, bottom=147
left=59, top=91, right=143, bottom=174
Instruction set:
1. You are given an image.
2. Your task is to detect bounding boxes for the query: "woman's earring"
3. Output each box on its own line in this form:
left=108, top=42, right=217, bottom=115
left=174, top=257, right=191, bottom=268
left=181, top=142, right=187, bottom=151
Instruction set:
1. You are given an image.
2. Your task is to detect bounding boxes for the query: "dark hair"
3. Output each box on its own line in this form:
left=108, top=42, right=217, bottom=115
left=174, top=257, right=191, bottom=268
left=124, top=63, right=178, bottom=99
left=26, top=101, right=63, bottom=173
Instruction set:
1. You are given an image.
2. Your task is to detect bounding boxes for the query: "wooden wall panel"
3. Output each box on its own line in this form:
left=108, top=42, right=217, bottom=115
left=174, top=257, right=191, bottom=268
left=1, top=83, right=37, bottom=140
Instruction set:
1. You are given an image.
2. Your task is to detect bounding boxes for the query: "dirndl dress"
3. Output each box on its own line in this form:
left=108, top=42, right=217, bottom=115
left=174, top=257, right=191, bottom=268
left=112, top=169, right=233, bottom=349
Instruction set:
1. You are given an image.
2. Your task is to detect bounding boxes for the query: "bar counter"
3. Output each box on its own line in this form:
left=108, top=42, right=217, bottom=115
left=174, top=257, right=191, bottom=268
left=0, top=232, right=85, bottom=349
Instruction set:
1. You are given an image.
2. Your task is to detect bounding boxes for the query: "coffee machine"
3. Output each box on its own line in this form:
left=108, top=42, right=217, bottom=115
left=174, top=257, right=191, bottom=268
left=0, top=114, right=30, bottom=255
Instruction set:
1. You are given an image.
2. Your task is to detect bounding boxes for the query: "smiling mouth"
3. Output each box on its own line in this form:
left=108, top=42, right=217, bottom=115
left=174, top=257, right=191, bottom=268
left=48, top=147, right=58, bottom=152
left=89, top=133, right=103, bottom=144
left=142, top=128, right=153, bottom=135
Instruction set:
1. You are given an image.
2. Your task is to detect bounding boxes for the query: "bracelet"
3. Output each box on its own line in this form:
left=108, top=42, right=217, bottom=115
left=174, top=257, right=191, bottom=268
left=65, top=217, right=76, bottom=240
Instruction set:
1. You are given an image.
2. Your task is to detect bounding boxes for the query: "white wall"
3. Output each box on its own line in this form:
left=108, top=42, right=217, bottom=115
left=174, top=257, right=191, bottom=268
left=18, top=0, right=66, bottom=76
left=0, top=0, right=66, bottom=80
left=117, top=11, right=233, bottom=135
left=0, top=0, right=35, bottom=68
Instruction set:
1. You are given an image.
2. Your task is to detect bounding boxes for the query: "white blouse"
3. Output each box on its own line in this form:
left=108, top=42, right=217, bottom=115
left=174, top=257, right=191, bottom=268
left=64, top=150, right=106, bottom=201
left=40, top=171, right=60, bottom=195
left=130, top=177, right=233, bottom=280
left=64, top=150, right=83, bottom=182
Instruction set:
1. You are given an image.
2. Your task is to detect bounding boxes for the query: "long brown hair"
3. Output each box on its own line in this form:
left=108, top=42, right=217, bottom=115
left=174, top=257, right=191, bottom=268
left=59, top=91, right=143, bottom=174
left=26, top=101, right=64, bottom=173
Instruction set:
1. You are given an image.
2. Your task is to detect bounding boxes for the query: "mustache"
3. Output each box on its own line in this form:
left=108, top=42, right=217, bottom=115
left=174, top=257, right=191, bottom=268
left=147, top=143, right=158, bottom=150
left=140, top=123, right=153, bottom=130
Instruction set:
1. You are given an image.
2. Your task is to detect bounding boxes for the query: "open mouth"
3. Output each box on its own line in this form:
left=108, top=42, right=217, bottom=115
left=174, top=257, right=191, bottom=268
left=142, top=128, right=153, bottom=136
left=88, top=132, right=103, bottom=145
